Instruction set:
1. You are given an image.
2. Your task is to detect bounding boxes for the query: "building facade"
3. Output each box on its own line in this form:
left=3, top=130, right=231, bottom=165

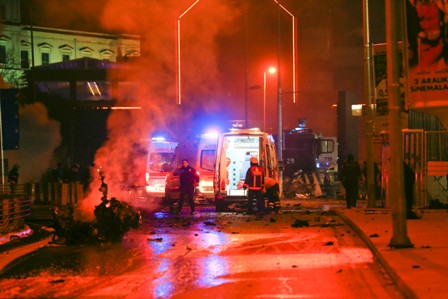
left=1, top=0, right=141, bottom=183
left=0, top=0, right=140, bottom=88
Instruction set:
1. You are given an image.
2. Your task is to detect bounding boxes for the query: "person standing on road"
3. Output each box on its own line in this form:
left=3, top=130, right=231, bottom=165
left=173, top=159, right=199, bottom=215
left=8, top=164, right=20, bottom=195
left=340, top=154, right=362, bottom=209
left=403, top=161, right=420, bottom=219
left=243, top=157, right=265, bottom=214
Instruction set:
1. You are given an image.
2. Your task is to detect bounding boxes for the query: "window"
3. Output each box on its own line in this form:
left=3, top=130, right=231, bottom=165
left=79, top=47, right=93, bottom=58
left=38, top=42, right=52, bottom=66
left=149, top=153, right=176, bottom=172
left=41, top=53, right=50, bottom=65
left=59, top=44, right=73, bottom=62
left=21, top=50, right=29, bottom=68
left=0, top=45, right=6, bottom=63
left=320, top=140, right=334, bottom=154
left=99, top=49, right=114, bottom=61
left=200, top=150, right=216, bottom=171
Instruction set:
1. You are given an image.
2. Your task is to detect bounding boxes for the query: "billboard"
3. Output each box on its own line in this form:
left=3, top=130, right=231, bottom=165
left=406, top=0, right=448, bottom=109
left=372, top=44, right=406, bottom=135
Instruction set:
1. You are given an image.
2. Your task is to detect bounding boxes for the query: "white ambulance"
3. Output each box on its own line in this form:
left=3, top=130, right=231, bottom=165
left=195, top=132, right=218, bottom=202
left=213, top=128, right=279, bottom=212
left=145, top=137, right=178, bottom=198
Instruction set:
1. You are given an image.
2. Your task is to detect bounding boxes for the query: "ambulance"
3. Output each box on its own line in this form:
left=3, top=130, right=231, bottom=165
left=195, top=132, right=218, bottom=202
left=145, top=137, right=178, bottom=198
left=213, top=128, right=279, bottom=212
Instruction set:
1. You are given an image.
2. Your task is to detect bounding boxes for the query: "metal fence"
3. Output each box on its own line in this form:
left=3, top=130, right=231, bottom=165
left=1, top=184, right=31, bottom=234
left=425, top=131, right=448, bottom=203
left=1, top=182, right=84, bottom=234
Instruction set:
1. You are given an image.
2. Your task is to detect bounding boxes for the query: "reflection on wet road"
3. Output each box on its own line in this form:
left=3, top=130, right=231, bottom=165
left=0, top=207, right=403, bottom=298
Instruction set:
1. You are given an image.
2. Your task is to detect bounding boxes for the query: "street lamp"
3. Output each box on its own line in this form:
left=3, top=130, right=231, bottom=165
left=263, top=67, right=277, bottom=131
left=273, top=0, right=296, bottom=198
left=177, top=0, right=201, bottom=105
left=272, top=0, right=296, bottom=103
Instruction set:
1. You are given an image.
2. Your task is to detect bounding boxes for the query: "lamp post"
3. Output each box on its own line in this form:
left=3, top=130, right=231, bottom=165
left=273, top=0, right=296, bottom=198
left=272, top=0, right=296, bottom=103
left=176, top=0, right=201, bottom=105
left=263, top=67, right=277, bottom=131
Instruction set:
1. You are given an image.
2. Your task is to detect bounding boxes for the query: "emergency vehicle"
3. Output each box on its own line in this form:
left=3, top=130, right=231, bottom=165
left=145, top=137, right=178, bottom=198
left=213, top=128, right=278, bottom=212
left=195, top=132, right=218, bottom=202
left=281, top=122, right=338, bottom=198
left=164, top=132, right=217, bottom=205
left=283, top=127, right=337, bottom=176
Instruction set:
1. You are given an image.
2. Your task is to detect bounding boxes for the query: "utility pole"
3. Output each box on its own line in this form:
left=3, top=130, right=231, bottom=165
left=385, top=0, right=413, bottom=248
left=0, top=96, right=4, bottom=186
left=276, top=2, right=283, bottom=198
left=363, top=0, right=377, bottom=208
left=244, top=0, right=249, bottom=128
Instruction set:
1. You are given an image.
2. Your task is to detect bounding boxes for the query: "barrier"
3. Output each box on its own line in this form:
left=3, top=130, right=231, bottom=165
left=0, top=196, right=31, bottom=235
left=23, top=183, right=84, bottom=206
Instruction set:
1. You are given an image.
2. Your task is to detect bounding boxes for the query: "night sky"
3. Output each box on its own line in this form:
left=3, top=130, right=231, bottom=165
left=10, top=0, right=390, bottom=185
left=20, top=0, right=387, bottom=132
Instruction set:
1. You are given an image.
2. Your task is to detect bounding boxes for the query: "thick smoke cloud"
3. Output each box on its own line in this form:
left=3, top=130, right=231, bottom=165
left=70, top=0, right=242, bottom=218
left=7, top=103, right=61, bottom=182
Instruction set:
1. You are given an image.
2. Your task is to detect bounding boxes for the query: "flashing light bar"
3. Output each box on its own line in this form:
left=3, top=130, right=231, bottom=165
left=110, top=106, right=142, bottom=110
left=202, top=132, right=219, bottom=139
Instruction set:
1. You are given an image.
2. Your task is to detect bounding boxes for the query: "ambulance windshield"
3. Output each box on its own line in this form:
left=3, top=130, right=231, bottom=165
left=200, top=149, right=216, bottom=171
left=149, top=153, right=175, bottom=172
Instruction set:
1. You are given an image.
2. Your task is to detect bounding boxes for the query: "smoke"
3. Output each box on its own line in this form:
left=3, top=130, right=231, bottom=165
left=73, top=0, right=242, bottom=219
left=7, top=103, right=61, bottom=182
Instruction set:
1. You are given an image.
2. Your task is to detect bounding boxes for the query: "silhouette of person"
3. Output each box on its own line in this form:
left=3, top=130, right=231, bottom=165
left=340, top=154, right=362, bottom=209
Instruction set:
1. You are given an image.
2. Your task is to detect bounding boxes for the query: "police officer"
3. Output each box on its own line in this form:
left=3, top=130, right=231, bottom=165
left=243, top=157, right=265, bottom=214
left=173, top=159, right=199, bottom=215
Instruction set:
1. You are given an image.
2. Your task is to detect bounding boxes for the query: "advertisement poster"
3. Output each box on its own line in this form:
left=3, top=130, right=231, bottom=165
left=372, top=44, right=405, bottom=135
left=406, top=0, right=448, bottom=109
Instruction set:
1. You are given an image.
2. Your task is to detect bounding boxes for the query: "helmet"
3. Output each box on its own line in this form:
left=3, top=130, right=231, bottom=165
left=250, top=157, right=258, bottom=164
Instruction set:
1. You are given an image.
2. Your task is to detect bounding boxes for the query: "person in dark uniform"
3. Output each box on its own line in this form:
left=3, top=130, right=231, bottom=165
left=340, top=154, right=362, bottom=209
left=173, top=159, right=199, bottom=215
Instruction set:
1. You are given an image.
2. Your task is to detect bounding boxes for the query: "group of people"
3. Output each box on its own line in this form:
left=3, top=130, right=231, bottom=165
left=174, top=157, right=278, bottom=216
left=340, top=154, right=418, bottom=219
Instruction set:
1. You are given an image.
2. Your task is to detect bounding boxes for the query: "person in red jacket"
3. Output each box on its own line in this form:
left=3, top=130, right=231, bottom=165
left=243, top=157, right=265, bottom=214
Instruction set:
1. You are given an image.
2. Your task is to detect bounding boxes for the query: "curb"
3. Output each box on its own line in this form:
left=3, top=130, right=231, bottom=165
left=333, top=208, right=418, bottom=299
left=0, top=235, right=53, bottom=273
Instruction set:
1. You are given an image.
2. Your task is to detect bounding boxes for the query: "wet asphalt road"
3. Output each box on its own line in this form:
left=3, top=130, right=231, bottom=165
left=0, top=204, right=404, bottom=298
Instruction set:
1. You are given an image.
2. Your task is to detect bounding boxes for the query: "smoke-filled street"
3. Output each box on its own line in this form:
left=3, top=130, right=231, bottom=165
left=0, top=203, right=403, bottom=298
